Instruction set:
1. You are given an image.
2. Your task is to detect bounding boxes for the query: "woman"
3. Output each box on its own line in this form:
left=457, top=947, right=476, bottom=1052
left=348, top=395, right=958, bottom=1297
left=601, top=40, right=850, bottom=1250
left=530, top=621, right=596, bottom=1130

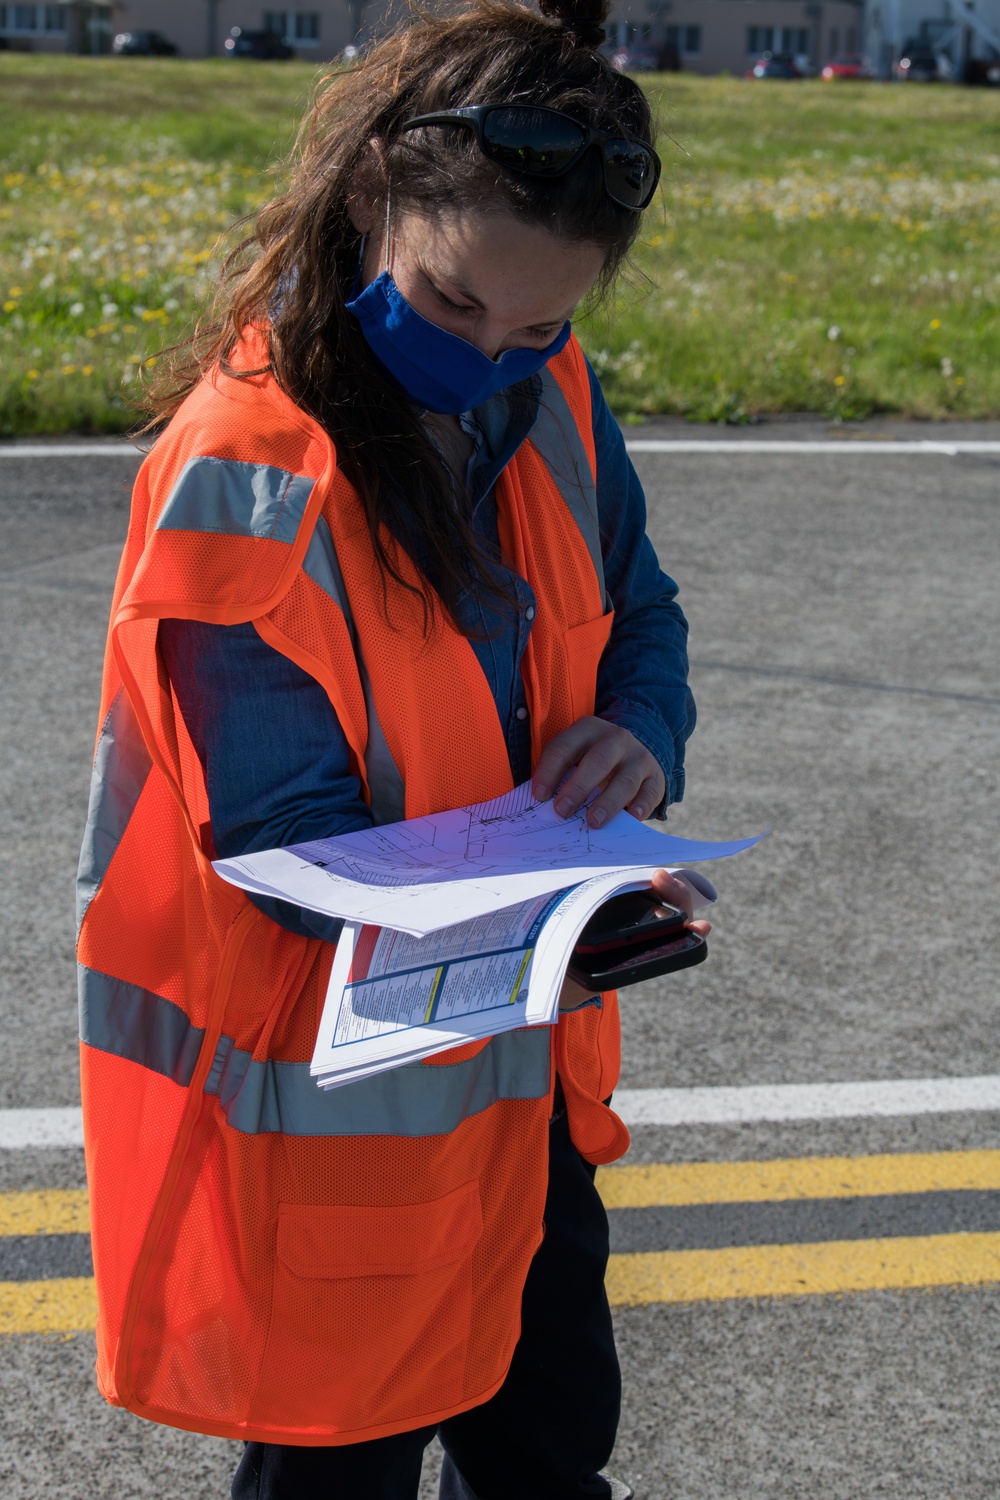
left=76, top=1, right=700, bottom=1495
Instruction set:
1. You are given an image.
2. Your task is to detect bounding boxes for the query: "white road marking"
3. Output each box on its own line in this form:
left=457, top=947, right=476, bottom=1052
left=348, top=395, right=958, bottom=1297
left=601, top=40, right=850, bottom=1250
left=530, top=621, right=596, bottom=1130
left=624, top=440, right=1000, bottom=456
left=615, top=1076, right=1000, bottom=1127
left=6, top=1076, right=1000, bottom=1145
left=0, top=1108, right=84, bottom=1149
left=1, top=439, right=998, bottom=460
left=0, top=443, right=144, bottom=458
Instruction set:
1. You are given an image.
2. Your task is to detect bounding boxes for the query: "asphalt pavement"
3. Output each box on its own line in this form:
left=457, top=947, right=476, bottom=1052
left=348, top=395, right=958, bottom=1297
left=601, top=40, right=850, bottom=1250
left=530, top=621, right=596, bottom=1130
left=1, top=422, right=999, bottom=1498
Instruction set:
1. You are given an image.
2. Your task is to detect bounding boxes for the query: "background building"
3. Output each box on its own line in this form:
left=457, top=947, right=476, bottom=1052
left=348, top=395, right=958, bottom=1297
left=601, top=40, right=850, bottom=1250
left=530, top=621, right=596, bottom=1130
left=604, top=0, right=864, bottom=72
left=2, top=0, right=998, bottom=74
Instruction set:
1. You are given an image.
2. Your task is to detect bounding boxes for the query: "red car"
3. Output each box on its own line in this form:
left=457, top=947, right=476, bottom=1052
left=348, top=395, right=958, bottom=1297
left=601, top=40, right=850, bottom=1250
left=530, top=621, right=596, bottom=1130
left=821, top=53, right=874, bottom=80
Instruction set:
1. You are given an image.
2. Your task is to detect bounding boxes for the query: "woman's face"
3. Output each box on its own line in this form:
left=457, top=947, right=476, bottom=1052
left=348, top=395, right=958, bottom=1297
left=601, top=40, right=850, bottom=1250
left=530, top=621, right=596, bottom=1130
left=357, top=205, right=607, bottom=361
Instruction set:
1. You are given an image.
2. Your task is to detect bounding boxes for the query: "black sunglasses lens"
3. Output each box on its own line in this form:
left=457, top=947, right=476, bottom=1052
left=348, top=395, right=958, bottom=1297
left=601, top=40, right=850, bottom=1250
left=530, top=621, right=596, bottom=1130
left=481, top=107, right=587, bottom=175
left=603, top=139, right=660, bottom=208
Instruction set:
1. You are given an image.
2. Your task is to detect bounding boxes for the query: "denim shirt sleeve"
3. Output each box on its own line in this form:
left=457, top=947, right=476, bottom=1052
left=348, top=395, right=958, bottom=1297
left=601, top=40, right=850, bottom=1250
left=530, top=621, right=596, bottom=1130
left=588, top=359, right=696, bottom=812
left=158, top=617, right=373, bottom=942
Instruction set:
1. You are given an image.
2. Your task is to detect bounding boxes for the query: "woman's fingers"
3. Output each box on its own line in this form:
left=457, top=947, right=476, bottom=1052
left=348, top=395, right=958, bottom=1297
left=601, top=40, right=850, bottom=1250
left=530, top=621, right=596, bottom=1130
left=533, top=717, right=665, bottom=827
left=626, top=773, right=665, bottom=824
left=531, top=719, right=600, bottom=803
left=649, top=869, right=712, bottom=936
left=583, top=765, right=647, bottom=828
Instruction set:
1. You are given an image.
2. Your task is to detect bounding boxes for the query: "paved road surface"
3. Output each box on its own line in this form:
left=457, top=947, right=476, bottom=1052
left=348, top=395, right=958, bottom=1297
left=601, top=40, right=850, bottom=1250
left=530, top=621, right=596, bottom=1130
left=2, top=423, right=999, bottom=1497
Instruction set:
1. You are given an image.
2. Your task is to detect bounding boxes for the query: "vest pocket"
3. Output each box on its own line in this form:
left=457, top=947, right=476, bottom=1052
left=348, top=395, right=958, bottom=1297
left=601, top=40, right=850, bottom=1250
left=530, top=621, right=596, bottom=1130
left=565, top=610, right=615, bottom=722
left=248, top=1181, right=483, bottom=1434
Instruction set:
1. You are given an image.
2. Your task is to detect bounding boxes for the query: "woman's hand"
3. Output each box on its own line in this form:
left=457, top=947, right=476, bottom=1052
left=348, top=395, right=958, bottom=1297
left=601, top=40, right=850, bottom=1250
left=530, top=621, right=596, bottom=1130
left=558, top=868, right=712, bottom=1010
left=532, top=716, right=665, bottom=828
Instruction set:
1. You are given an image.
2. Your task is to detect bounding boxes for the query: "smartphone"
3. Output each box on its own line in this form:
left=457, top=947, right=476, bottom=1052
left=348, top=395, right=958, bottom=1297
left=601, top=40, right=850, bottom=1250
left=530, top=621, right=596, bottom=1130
left=568, top=890, right=707, bottom=990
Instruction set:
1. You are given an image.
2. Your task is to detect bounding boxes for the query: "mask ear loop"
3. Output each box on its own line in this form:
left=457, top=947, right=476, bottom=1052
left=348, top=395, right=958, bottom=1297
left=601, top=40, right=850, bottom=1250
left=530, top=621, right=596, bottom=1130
left=383, top=186, right=392, bottom=274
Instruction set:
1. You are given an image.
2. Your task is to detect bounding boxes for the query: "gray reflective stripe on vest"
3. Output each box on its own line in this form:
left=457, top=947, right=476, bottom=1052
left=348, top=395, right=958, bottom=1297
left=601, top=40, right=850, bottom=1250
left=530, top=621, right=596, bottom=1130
left=155, top=455, right=315, bottom=543
left=301, top=514, right=406, bottom=825
left=205, top=1025, right=550, bottom=1136
left=532, top=367, right=607, bottom=611
left=76, top=688, right=153, bottom=933
left=79, top=965, right=205, bottom=1087
left=79, top=962, right=550, bottom=1134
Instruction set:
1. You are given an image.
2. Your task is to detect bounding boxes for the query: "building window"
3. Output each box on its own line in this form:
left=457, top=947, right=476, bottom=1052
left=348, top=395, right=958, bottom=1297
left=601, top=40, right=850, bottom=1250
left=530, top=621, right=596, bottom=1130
left=668, top=23, right=701, bottom=53
left=13, top=4, right=38, bottom=28
left=294, top=11, right=319, bottom=39
left=748, top=26, right=774, bottom=53
left=262, top=10, right=287, bottom=35
left=44, top=3, right=65, bottom=29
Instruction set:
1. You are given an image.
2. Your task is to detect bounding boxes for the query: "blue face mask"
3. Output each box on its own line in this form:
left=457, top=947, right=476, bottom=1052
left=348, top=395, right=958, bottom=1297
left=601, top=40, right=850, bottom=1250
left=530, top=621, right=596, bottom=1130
left=345, top=265, right=571, bottom=415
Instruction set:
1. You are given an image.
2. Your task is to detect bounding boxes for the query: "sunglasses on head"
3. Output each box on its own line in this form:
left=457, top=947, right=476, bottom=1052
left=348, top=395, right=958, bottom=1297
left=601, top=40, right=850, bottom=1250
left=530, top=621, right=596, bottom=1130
left=400, top=103, right=661, bottom=212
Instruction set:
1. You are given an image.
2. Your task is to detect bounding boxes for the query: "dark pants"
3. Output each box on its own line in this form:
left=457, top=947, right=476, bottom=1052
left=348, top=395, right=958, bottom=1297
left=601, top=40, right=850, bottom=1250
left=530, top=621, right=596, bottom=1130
left=232, top=1104, right=620, bottom=1500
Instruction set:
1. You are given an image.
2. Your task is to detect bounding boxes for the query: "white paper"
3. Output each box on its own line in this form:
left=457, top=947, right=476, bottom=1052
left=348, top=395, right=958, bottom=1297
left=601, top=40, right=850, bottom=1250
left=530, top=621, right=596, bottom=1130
left=215, top=781, right=760, bottom=938
left=309, top=869, right=718, bottom=1089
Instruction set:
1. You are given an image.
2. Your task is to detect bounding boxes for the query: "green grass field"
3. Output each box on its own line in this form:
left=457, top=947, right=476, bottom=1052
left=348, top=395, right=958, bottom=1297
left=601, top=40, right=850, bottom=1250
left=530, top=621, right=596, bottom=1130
left=1, top=54, right=998, bottom=432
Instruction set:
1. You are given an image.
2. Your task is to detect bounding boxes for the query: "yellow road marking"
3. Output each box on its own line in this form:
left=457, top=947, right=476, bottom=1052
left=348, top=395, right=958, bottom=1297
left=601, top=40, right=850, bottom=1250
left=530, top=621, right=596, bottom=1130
left=0, top=1277, right=97, bottom=1334
left=3, top=1229, right=1000, bottom=1333
left=596, top=1150, right=1000, bottom=1209
left=606, top=1231, right=1000, bottom=1305
left=0, top=1189, right=90, bottom=1237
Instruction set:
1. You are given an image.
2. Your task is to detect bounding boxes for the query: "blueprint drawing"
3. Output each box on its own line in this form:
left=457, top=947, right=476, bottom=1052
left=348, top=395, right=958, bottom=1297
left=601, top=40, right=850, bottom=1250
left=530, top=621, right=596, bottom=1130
left=215, top=782, right=762, bottom=937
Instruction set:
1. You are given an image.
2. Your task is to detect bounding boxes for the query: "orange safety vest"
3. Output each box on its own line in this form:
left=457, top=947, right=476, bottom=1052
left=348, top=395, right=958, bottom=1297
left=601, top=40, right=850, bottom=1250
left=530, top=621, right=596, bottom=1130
left=77, top=331, right=630, bottom=1446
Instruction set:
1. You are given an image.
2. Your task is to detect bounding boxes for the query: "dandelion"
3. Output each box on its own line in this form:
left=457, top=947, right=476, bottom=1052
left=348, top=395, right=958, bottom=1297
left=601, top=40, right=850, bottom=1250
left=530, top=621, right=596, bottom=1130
left=2, top=300, right=16, bottom=313
left=81, top=364, right=95, bottom=376
left=61, top=364, right=76, bottom=375
left=26, top=369, right=39, bottom=379
left=833, top=375, right=846, bottom=386
left=929, top=319, right=942, bottom=330
left=827, top=325, right=841, bottom=341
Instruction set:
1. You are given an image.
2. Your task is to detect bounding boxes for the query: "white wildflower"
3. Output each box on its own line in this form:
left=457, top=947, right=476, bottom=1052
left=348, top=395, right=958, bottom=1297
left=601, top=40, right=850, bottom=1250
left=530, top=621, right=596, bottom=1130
left=101, top=302, right=118, bottom=318
left=69, top=301, right=84, bottom=316
left=827, top=325, right=841, bottom=341
left=940, top=357, right=954, bottom=377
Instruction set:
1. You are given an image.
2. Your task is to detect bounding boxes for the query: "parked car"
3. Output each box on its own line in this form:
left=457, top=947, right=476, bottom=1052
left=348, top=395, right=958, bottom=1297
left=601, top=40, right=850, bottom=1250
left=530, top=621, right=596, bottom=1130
left=112, top=30, right=178, bottom=56
left=895, top=46, right=953, bottom=80
left=611, top=40, right=680, bottom=72
left=821, top=53, right=874, bottom=80
left=224, top=27, right=294, bottom=59
left=962, top=57, right=1000, bottom=85
left=745, top=52, right=805, bottom=79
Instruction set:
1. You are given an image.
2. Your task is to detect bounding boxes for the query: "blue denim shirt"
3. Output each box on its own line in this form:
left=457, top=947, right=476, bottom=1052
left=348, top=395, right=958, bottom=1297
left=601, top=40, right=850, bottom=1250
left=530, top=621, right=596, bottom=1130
left=160, top=359, right=695, bottom=940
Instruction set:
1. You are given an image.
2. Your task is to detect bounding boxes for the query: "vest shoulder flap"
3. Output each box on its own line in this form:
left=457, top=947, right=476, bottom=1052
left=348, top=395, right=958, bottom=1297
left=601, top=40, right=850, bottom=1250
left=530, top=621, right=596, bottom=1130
left=119, top=360, right=336, bottom=626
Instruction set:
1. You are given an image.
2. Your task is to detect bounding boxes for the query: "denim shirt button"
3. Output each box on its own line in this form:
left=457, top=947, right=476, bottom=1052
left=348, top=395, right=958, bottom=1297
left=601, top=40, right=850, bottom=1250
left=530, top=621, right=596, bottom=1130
left=515, top=706, right=528, bottom=721
left=524, top=605, right=535, bottom=620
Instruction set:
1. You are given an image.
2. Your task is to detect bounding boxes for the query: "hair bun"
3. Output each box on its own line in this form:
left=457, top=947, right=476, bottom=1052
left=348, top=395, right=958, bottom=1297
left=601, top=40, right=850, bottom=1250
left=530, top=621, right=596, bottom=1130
left=538, top=0, right=610, bottom=49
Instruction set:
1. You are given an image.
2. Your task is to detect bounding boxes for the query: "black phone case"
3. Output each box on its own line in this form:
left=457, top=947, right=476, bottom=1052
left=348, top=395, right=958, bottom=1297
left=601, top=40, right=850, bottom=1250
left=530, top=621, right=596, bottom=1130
left=568, top=929, right=707, bottom=990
